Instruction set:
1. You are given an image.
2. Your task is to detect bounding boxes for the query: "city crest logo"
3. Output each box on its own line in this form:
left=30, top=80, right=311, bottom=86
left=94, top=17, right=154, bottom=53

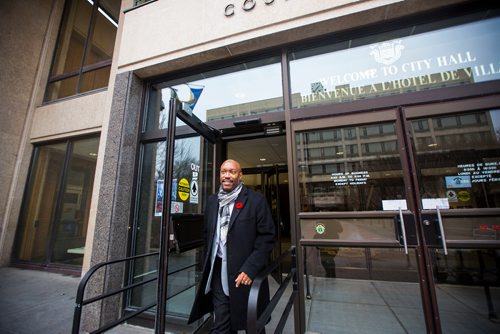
left=370, top=39, right=405, bottom=65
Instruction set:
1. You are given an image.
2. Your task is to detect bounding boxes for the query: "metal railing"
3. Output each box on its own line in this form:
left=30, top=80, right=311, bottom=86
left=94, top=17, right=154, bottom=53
left=247, top=246, right=297, bottom=334
left=72, top=252, right=159, bottom=334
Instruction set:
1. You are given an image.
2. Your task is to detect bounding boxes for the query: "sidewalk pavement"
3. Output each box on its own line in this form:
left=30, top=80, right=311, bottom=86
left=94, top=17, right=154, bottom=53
left=0, top=267, right=295, bottom=334
left=0, top=267, right=80, bottom=334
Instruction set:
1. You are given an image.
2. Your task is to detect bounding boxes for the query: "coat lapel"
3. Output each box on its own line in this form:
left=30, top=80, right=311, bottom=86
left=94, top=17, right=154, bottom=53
left=228, top=186, right=248, bottom=231
left=207, top=195, right=219, bottom=243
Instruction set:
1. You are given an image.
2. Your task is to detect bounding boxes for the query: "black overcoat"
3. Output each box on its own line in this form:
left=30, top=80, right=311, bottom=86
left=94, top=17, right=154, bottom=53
left=188, top=186, right=275, bottom=330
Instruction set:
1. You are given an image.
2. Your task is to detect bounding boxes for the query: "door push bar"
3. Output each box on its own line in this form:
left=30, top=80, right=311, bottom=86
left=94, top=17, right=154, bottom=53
left=398, top=207, right=409, bottom=255
left=435, top=206, right=448, bottom=255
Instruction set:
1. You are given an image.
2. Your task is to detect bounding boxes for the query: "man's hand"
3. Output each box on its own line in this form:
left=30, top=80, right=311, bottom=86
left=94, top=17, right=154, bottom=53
left=235, top=272, right=252, bottom=287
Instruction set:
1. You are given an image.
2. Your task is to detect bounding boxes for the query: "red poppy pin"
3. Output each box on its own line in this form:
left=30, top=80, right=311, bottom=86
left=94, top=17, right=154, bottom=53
left=235, top=202, right=243, bottom=209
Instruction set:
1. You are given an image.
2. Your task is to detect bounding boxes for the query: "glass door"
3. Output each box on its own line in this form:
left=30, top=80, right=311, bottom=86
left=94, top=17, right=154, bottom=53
left=129, top=94, right=218, bottom=332
left=293, top=102, right=500, bottom=333
left=405, top=105, right=500, bottom=333
left=294, top=109, right=430, bottom=333
left=226, top=135, right=290, bottom=282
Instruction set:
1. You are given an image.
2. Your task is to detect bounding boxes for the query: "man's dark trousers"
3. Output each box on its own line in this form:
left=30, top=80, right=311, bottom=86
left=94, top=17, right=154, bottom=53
left=211, top=256, right=236, bottom=334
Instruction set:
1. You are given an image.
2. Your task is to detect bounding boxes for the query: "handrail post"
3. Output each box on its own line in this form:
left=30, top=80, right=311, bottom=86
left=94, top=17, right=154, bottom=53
left=303, top=246, right=311, bottom=299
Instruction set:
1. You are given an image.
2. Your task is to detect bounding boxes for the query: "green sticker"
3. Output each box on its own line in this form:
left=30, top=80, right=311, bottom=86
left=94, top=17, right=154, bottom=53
left=315, top=223, right=325, bottom=235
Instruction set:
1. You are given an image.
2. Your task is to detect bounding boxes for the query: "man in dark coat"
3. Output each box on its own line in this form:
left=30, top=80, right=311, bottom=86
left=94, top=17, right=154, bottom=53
left=188, top=159, right=275, bottom=333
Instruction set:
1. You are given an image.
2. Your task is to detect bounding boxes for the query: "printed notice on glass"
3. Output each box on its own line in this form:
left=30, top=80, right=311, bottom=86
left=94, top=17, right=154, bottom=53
left=422, top=198, right=449, bottom=210
left=155, top=180, right=164, bottom=217
left=382, top=199, right=408, bottom=211
left=331, top=171, right=370, bottom=186
left=456, top=161, right=500, bottom=183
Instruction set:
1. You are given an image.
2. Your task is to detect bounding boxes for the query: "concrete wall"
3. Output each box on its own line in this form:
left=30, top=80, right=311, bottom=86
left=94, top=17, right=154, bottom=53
left=117, top=0, right=466, bottom=78
left=0, top=0, right=123, bottom=267
left=0, top=0, right=61, bottom=266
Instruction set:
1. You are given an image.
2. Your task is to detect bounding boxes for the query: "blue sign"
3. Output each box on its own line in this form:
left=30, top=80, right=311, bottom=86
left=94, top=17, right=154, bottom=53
left=445, top=175, right=471, bottom=189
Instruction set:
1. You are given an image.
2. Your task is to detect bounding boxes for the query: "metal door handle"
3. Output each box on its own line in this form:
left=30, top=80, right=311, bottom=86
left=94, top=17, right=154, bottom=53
left=436, top=206, right=448, bottom=255
left=399, top=207, right=408, bottom=255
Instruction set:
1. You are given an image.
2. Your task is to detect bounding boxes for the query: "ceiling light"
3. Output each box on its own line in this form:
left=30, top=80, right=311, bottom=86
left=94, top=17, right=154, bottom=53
left=265, top=126, right=281, bottom=135
left=260, top=158, right=266, bottom=161
left=86, top=0, right=118, bottom=27
left=428, top=143, right=438, bottom=147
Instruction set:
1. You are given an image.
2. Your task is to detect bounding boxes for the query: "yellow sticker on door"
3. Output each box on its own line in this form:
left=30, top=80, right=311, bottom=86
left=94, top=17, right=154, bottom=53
left=457, top=190, right=471, bottom=202
left=178, top=178, right=190, bottom=201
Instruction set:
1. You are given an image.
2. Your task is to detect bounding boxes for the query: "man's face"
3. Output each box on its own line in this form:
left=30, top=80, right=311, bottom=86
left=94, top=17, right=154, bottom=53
left=219, top=160, right=242, bottom=192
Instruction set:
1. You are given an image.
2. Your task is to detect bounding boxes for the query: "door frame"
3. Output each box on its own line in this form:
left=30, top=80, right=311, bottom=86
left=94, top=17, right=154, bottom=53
left=289, top=93, right=500, bottom=333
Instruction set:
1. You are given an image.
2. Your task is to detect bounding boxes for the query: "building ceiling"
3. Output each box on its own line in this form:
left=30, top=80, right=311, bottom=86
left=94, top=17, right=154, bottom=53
left=227, top=135, right=287, bottom=169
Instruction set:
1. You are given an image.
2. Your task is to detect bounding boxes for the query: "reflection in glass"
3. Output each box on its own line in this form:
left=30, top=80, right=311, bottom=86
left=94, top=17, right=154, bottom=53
left=51, top=137, right=99, bottom=265
left=146, top=57, right=283, bottom=131
left=15, top=144, right=66, bottom=263
left=301, top=218, right=397, bottom=242
left=50, top=0, right=91, bottom=77
left=45, top=0, right=119, bottom=101
left=80, top=66, right=111, bottom=93
left=130, top=134, right=213, bottom=327
left=296, top=122, right=405, bottom=212
left=411, top=109, right=500, bottom=209
left=45, top=76, right=79, bottom=101
left=290, top=17, right=500, bottom=108
left=14, top=137, right=99, bottom=266
left=303, top=245, right=424, bottom=333
left=83, top=0, right=118, bottom=67
left=431, top=248, right=500, bottom=333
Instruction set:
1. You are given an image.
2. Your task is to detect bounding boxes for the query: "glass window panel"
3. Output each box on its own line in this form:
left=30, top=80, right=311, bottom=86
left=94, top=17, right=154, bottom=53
left=83, top=0, right=119, bottom=66
left=50, top=0, right=91, bottom=77
left=297, top=121, right=405, bottom=212
left=345, top=144, right=358, bottom=157
left=432, top=248, right=500, bottom=333
left=14, top=137, right=99, bottom=266
left=307, top=132, right=321, bottom=143
left=146, top=57, right=283, bottom=131
left=129, top=141, right=165, bottom=307
left=322, top=129, right=341, bottom=141
left=130, top=133, right=214, bottom=326
left=412, top=119, right=430, bottom=132
left=301, top=218, right=397, bottom=241
left=46, top=0, right=117, bottom=101
left=323, top=146, right=339, bottom=158
left=15, top=143, right=67, bottom=262
left=310, top=165, right=323, bottom=175
left=45, top=76, right=79, bottom=101
left=324, top=163, right=343, bottom=174
left=80, top=66, right=111, bottom=92
left=302, top=236, right=423, bottom=330
left=51, top=137, right=99, bottom=265
left=344, top=128, right=357, bottom=140
left=307, top=148, right=321, bottom=159
left=411, top=109, right=500, bottom=209
left=290, top=16, right=500, bottom=108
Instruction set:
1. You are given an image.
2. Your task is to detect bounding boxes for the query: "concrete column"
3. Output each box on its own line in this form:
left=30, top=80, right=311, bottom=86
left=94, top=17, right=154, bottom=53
left=82, top=71, right=144, bottom=332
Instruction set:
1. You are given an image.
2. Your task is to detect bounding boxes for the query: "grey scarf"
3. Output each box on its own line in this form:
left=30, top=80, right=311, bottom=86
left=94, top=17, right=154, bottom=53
left=217, top=183, right=243, bottom=245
